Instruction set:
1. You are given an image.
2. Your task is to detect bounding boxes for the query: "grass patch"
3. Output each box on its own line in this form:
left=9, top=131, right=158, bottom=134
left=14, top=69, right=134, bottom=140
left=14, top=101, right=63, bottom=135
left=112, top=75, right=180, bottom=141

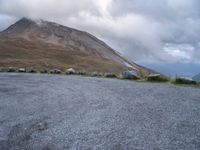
left=146, top=75, right=169, bottom=82
left=104, top=73, right=117, bottom=78
left=172, top=77, right=197, bottom=85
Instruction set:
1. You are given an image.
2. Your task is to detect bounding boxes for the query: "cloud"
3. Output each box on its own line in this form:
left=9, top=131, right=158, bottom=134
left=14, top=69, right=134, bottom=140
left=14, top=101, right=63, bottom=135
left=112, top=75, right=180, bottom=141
left=163, top=43, right=195, bottom=62
left=0, top=0, right=200, bottom=63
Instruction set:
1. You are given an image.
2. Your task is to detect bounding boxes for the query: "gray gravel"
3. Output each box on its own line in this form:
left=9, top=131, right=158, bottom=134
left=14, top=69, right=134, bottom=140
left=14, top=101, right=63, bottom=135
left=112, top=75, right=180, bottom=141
left=0, top=73, right=200, bottom=150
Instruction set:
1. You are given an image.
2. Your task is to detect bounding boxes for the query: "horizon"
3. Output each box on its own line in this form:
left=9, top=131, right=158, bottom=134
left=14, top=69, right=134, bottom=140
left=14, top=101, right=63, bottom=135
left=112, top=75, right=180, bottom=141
left=0, top=0, right=199, bottom=76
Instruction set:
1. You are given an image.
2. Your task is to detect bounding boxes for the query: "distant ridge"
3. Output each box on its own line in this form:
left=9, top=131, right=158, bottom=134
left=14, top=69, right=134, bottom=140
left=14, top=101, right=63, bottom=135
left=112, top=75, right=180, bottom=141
left=193, top=73, right=200, bottom=82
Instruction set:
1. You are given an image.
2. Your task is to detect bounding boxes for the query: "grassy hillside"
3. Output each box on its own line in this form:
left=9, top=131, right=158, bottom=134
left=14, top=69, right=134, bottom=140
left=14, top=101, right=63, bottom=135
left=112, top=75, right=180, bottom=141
left=0, top=38, right=125, bottom=74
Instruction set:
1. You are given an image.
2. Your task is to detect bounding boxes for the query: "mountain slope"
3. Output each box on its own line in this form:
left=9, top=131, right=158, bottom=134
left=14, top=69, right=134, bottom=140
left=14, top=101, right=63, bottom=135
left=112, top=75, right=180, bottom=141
left=193, top=73, right=200, bottom=82
left=0, top=18, right=154, bottom=75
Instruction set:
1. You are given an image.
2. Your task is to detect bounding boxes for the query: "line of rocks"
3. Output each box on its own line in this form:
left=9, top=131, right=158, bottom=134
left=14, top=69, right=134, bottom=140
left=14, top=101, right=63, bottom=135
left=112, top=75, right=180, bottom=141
left=0, top=66, right=199, bottom=85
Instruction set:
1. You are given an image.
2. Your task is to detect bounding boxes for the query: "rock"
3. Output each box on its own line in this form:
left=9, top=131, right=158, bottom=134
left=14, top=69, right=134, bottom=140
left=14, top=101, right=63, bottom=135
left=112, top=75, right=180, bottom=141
left=65, top=68, right=76, bottom=75
left=78, top=70, right=86, bottom=75
left=175, top=76, right=197, bottom=84
left=28, top=68, right=37, bottom=73
left=91, top=71, right=98, bottom=77
left=18, top=68, right=26, bottom=73
left=7, top=67, right=16, bottom=72
left=122, top=70, right=139, bottom=79
left=50, top=69, right=61, bottom=74
left=0, top=67, right=3, bottom=72
left=40, top=69, right=48, bottom=74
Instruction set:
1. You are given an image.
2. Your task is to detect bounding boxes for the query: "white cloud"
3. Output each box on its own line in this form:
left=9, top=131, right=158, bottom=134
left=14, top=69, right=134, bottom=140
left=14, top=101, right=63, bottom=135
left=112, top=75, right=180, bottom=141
left=163, top=43, right=195, bottom=62
left=165, top=49, right=190, bottom=60
left=0, top=0, right=200, bottom=63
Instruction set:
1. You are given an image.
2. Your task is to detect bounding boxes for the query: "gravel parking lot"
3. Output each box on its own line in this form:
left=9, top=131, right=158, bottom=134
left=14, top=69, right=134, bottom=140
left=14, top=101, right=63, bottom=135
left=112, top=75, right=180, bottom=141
left=0, top=73, right=200, bottom=150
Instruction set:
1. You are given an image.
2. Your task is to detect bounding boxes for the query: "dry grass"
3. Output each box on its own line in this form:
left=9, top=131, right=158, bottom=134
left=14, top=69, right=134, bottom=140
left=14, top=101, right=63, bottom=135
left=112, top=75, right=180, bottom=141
left=0, top=38, right=126, bottom=74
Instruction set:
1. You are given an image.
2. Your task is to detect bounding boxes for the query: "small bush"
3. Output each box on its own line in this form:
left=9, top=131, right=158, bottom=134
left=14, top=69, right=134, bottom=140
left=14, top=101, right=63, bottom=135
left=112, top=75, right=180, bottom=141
left=105, top=73, right=117, bottom=78
left=147, top=74, right=169, bottom=82
left=174, top=77, right=197, bottom=85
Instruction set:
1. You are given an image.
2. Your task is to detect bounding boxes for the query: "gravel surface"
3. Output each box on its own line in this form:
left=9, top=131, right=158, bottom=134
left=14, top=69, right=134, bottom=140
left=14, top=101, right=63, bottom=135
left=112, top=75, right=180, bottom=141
left=0, top=73, right=200, bottom=150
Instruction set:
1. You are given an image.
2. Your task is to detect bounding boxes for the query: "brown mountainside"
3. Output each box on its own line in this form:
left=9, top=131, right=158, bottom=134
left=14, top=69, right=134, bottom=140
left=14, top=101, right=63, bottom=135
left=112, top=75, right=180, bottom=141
left=0, top=18, right=154, bottom=75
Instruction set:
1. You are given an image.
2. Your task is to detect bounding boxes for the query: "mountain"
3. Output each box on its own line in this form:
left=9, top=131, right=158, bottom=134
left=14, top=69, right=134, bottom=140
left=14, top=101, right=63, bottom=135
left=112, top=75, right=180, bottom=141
left=0, top=18, right=154, bottom=75
left=193, top=73, right=200, bottom=82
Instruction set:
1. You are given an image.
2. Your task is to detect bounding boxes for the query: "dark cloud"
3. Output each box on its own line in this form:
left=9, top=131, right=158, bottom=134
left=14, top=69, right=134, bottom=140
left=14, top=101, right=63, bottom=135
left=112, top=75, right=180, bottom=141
left=0, top=0, right=200, bottom=63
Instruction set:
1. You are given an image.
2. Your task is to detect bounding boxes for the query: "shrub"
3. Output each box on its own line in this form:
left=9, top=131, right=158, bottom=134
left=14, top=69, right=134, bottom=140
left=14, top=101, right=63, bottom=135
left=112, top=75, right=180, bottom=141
left=147, top=74, right=169, bottom=82
left=105, top=73, right=117, bottom=78
left=174, top=77, right=197, bottom=85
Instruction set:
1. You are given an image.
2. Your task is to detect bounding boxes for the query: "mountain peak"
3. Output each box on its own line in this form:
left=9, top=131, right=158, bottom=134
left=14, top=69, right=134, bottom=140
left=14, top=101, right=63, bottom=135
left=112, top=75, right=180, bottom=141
left=18, top=17, right=63, bottom=28
left=18, top=17, right=47, bottom=25
left=19, top=17, right=33, bottom=23
left=0, top=17, right=38, bottom=36
left=19, top=17, right=55, bottom=26
left=0, top=18, right=155, bottom=75
left=0, top=17, right=71, bottom=38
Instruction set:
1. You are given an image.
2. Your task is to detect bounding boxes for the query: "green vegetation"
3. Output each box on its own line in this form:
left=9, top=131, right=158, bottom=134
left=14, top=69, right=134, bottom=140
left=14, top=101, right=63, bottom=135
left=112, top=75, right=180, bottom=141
left=104, top=73, right=117, bottom=78
left=173, top=77, right=197, bottom=85
left=146, top=75, right=169, bottom=82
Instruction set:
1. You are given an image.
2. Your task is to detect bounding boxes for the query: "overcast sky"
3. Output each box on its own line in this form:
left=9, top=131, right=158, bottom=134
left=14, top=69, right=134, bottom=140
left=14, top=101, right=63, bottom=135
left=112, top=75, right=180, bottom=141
left=0, top=0, right=200, bottom=76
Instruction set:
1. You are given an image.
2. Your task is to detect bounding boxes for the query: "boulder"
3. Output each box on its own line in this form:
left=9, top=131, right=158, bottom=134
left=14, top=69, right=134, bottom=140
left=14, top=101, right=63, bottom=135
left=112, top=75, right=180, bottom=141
left=0, top=67, right=3, bottom=72
left=7, top=67, right=16, bottom=72
left=40, top=69, right=48, bottom=74
left=18, top=68, right=26, bottom=73
left=78, top=70, right=86, bottom=75
left=29, top=68, right=37, bottom=73
left=91, top=71, right=98, bottom=77
left=65, top=68, right=76, bottom=75
left=175, top=77, right=197, bottom=84
left=50, top=69, right=61, bottom=74
left=122, top=70, right=139, bottom=79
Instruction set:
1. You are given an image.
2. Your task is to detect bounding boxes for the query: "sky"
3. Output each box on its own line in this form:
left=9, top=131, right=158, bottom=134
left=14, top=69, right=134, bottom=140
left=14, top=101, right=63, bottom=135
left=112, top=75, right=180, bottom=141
left=0, top=0, right=199, bottom=76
